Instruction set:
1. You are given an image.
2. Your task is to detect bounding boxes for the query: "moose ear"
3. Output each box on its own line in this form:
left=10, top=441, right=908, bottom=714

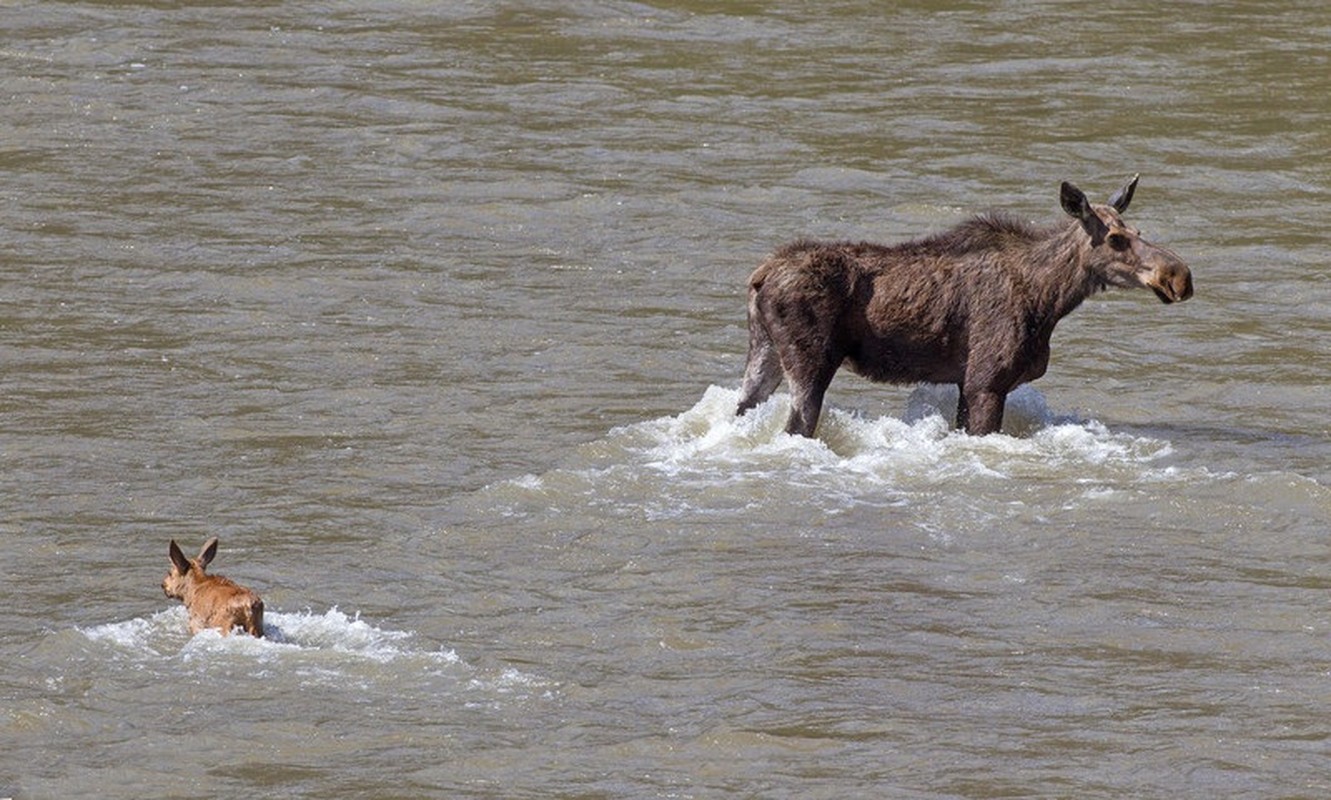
left=1108, top=173, right=1139, bottom=213
left=169, top=540, right=191, bottom=573
left=198, top=537, right=219, bottom=568
left=1060, top=182, right=1094, bottom=222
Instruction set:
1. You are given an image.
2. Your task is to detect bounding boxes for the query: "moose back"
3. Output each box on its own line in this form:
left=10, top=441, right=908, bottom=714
left=735, top=176, right=1193, bottom=436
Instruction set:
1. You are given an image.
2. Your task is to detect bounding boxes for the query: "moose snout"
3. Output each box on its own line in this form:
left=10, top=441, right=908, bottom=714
left=1150, top=260, right=1193, bottom=304
left=1144, top=245, right=1193, bottom=304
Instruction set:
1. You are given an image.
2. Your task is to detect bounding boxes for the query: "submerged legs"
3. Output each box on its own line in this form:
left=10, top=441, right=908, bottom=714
left=735, top=303, right=840, bottom=438
left=736, top=326, right=783, bottom=417
left=957, top=386, right=1006, bottom=435
left=783, top=369, right=835, bottom=437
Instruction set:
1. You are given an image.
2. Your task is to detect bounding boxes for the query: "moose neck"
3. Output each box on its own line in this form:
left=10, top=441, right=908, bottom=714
left=1026, top=220, right=1105, bottom=325
left=181, top=568, right=211, bottom=604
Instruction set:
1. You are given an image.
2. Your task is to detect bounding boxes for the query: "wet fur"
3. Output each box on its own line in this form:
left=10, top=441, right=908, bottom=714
left=162, top=538, right=265, bottom=638
left=736, top=177, right=1193, bottom=436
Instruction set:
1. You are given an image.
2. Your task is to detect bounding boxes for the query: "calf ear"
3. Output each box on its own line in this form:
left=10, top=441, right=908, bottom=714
left=169, top=540, right=191, bottom=573
left=1060, top=182, right=1094, bottom=222
left=1108, top=173, right=1139, bottom=213
left=198, top=537, right=219, bottom=568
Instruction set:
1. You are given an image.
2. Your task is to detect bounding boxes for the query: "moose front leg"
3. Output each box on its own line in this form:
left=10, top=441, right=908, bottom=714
left=957, top=386, right=1006, bottom=435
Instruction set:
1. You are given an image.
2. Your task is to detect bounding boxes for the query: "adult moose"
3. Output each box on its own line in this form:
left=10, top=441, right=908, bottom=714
left=735, top=175, right=1193, bottom=436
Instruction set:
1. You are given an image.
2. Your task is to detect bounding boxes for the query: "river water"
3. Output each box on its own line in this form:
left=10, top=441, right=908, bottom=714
left=2, top=1, right=1330, bottom=798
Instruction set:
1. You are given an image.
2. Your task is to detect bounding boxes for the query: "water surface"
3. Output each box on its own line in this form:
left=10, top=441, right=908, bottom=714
left=2, top=2, right=1330, bottom=797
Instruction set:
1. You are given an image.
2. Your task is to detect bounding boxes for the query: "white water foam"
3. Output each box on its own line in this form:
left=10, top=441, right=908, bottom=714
left=76, top=607, right=555, bottom=700
left=478, top=385, right=1207, bottom=522
left=610, top=384, right=1179, bottom=483
left=81, top=606, right=456, bottom=663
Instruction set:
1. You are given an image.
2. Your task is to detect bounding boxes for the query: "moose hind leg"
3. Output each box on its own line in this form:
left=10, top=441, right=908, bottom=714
left=736, top=325, right=783, bottom=416
left=783, top=359, right=840, bottom=437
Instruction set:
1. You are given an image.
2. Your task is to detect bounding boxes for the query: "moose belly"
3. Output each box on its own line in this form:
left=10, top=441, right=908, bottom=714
left=843, top=337, right=964, bottom=385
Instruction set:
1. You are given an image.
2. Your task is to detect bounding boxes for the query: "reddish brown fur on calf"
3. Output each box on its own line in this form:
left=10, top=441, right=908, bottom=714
left=162, top=538, right=264, bottom=638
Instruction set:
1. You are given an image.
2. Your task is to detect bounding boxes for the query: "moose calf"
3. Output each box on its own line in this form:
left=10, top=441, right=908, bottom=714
left=161, top=538, right=265, bottom=638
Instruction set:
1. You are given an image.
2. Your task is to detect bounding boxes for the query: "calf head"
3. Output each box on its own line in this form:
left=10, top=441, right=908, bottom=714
left=1061, top=174, right=1194, bottom=304
left=162, top=537, right=217, bottom=600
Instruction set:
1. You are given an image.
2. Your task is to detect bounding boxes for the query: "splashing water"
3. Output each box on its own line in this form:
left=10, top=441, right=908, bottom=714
left=69, top=606, right=559, bottom=706
left=470, top=385, right=1206, bottom=526
left=80, top=607, right=457, bottom=664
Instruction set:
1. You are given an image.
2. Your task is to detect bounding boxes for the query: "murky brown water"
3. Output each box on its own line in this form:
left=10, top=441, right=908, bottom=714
left=3, top=2, right=1330, bottom=798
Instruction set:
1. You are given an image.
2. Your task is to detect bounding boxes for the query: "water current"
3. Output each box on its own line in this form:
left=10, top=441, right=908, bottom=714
left=2, top=2, right=1330, bottom=798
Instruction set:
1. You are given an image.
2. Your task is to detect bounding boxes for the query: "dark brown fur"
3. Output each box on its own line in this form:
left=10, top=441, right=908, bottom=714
left=736, top=176, right=1193, bottom=436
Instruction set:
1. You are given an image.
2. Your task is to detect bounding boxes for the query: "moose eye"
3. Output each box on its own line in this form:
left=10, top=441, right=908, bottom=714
left=1107, top=232, right=1131, bottom=251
